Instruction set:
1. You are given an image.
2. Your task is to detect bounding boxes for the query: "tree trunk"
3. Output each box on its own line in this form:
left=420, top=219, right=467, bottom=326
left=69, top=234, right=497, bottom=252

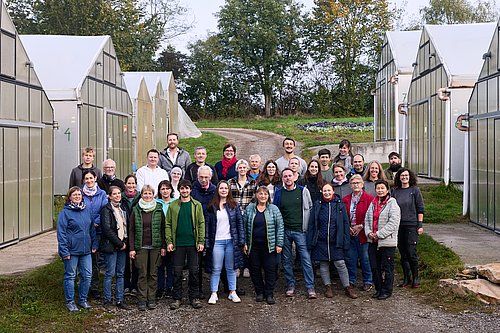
left=265, top=93, right=272, bottom=117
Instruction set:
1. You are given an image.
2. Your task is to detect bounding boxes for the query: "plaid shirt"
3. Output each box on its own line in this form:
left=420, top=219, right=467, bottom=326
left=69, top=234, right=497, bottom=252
left=229, top=176, right=257, bottom=215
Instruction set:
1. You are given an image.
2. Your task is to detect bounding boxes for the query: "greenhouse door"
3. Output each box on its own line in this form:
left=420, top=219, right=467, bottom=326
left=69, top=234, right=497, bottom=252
left=0, top=127, right=19, bottom=247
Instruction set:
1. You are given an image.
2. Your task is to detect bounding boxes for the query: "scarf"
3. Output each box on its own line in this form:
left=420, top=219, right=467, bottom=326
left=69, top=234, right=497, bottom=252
left=139, top=198, right=157, bottom=213
left=221, top=156, right=237, bottom=178
left=111, top=202, right=127, bottom=240
left=322, top=195, right=334, bottom=203
left=332, top=177, right=347, bottom=186
left=82, top=184, right=98, bottom=197
left=372, top=195, right=390, bottom=240
left=67, top=201, right=86, bottom=210
left=103, top=174, right=116, bottom=181
left=125, top=190, right=137, bottom=199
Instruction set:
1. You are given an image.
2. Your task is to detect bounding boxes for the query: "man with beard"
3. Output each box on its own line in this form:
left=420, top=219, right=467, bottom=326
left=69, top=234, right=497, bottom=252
left=275, top=137, right=307, bottom=177
left=384, top=152, right=402, bottom=186
left=185, top=146, right=219, bottom=185
left=348, top=154, right=367, bottom=179
left=159, top=133, right=192, bottom=173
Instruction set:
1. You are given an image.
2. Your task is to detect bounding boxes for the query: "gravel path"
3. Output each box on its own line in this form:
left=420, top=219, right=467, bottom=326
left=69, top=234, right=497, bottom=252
left=101, top=128, right=500, bottom=332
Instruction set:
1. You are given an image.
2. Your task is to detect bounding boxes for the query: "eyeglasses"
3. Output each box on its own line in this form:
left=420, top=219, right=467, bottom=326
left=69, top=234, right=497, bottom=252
left=351, top=182, right=361, bottom=185
left=224, top=149, right=234, bottom=153
left=104, top=167, right=116, bottom=170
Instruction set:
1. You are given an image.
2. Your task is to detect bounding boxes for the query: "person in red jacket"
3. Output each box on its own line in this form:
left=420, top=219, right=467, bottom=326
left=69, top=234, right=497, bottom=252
left=342, top=174, right=374, bottom=291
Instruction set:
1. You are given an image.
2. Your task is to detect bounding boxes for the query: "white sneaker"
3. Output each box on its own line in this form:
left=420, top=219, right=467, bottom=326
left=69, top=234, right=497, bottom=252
left=243, top=268, right=250, bottom=278
left=228, top=292, right=241, bottom=303
left=208, top=292, right=218, bottom=304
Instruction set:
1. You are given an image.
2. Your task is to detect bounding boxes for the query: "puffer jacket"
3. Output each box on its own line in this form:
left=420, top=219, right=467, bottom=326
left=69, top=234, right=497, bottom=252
left=57, top=204, right=98, bottom=258
left=99, top=203, right=127, bottom=253
left=364, top=197, right=401, bottom=248
left=204, top=203, right=245, bottom=272
left=244, top=202, right=284, bottom=254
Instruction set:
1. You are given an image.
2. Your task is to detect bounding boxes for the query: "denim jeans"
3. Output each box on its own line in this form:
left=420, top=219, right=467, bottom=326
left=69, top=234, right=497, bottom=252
left=103, top=251, right=127, bottom=303
left=63, top=254, right=92, bottom=304
left=345, top=236, right=372, bottom=285
left=282, top=229, right=315, bottom=289
left=210, top=239, right=236, bottom=292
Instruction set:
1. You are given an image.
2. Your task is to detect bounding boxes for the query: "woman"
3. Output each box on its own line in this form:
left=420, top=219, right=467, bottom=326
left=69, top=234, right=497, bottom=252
left=342, top=175, right=374, bottom=291
left=298, top=160, right=323, bottom=204
left=363, top=161, right=388, bottom=198
left=57, top=186, right=97, bottom=312
left=214, top=143, right=238, bottom=181
left=257, top=160, right=281, bottom=202
left=129, top=185, right=167, bottom=311
left=156, top=180, right=177, bottom=298
left=244, top=186, right=284, bottom=304
left=169, top=166, right=183, bottom=199
left=392, top=168, right=424, bottom=288
left=205, top=181, right=245, bottom=304
left=100, top=186, right=129, bottom=310
left=332, top=139, right=354, bottom=171
left=229, top=159, right=257, bottom=215
left=121, top=174, right=140, bottom=296
left=332, top=164, right=352, bottom=199
left=308, top=183, right=357, bottom=299
left=81, top=170, right=108, bottom=299
left=364, top=180, right=401, bottom=300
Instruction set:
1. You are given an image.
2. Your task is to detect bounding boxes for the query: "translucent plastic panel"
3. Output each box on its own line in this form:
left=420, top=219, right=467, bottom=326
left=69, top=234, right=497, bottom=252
left=1, top=33, right=15, bottom=77
left=469, top=119, right=478, bottom=223
left=477, top=119, right=488, bottom=225
left=15, top=38, right=30, bottom=84
left=0, top=82, right=15, bottom=119
left=18, top=127, right=29, bottom=239
left=487, top=77, right=498, bottom=113
left=80, top=105, right=89, bottom=147
left=16, top=85, right=29, bottom=121
left=469, top=87, right=478, bottom=116
left=29, top=128, right=42, bottom=235
left=96, top=81, right=103, bottom=108
left=487, top=118, right=495, bottom=227
left=41, top=127, right=53, bottom=231
left=103, top=54, right=110, bottom=82
left=477, top=81, right=488, bottom=115
left=42, top=94, right=53, bottom=124
left=81, top=79, right=88, bottom=102
left=96, top=107, right=104, bottom=164
left=495, top=119, right=500, bottom=232
left=2, top=127, right=19, bottom=243
left=0, top=129, right=3, bottom=243
left=29, top=89, right=42, bottom=123
left=89, top=80, right=96, bottom=106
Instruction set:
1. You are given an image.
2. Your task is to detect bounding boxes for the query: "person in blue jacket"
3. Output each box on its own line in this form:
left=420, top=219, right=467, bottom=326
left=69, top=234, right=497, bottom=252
left=57, top=186, right=98, bottom=312
left=81, top=170, right=108, bottom=299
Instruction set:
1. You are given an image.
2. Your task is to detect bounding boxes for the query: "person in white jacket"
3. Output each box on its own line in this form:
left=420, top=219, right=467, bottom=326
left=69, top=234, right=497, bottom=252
left=136, top=149, right=169, bottom=196
left=364, top=179, right=400, bottom=301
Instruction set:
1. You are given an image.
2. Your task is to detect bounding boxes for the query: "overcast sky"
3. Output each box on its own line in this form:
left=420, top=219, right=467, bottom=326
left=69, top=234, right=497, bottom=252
left=169, top=0, right=427, bottom=53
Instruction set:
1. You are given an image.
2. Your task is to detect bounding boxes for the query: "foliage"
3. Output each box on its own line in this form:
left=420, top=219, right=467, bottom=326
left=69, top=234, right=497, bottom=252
left=306, top=0, right=392, bottom=117
left=156, top=44, right=188, bottom=86
left=421, top=184, right=466, bottom=224
left=6, top=0, right=191, bottom=71
left=217, top=0, right=306, bottom=116
left=420, top=0, right=498, bottom=25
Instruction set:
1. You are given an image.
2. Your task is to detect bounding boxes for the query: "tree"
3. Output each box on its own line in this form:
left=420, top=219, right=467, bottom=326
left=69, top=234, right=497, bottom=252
left=156, top=44, right=188, bottom=85
left=307, top=0, right=392, bottom=116
left=217, top=0, right=305, bottom=117
left=420, top=0, right=498, bottom=25
left=5, top=0, right=191, bottom=71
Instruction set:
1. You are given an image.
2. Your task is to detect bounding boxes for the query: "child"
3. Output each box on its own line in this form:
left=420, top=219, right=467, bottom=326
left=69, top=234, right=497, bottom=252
left=69, top=147, right=102, bottom=188
left=333, top=139, right=354, bottom=171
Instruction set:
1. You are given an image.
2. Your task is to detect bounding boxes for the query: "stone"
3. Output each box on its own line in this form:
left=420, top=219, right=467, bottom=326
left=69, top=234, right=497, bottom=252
left=475, top=263, right=500, bottom=284
left=439, top=278, right=500, bottom=305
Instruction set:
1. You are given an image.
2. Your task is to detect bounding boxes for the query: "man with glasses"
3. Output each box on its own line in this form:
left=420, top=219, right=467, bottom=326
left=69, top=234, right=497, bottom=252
left=98, top=159, right=125, bottom=194
left=342, top=174, right=374, bottom=291
left=185, top=146, right=219, bottom=185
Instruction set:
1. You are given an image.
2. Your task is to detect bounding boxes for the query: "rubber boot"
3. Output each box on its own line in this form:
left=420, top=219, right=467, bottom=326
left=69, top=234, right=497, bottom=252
left=398, top=262, right=411, bottom=288
left=410, top=262, right=420, bottom=288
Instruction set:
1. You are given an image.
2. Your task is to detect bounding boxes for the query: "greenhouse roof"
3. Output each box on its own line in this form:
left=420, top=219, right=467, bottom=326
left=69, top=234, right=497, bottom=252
left=386, top=30, right=421, bottom=74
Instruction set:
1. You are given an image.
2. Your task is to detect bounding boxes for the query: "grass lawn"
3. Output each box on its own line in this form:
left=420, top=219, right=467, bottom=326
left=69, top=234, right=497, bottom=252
left=196, top=115, right=374, bottom=149
left=420, top=184, right=467, bottom=224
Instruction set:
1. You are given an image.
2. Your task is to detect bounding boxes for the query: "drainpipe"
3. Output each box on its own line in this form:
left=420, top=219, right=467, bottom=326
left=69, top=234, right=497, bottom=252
left=456, top=114, right=469, bottom=216
left=397, top=103, right=408, bottom=166
left=437, top=88, right=451, bottom=185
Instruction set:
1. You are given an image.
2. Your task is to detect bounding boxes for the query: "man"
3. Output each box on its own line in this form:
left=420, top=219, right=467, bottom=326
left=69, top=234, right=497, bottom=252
left=166, top=180, right=205, bottom=310
left=273, top=168, right=316, bottom=299
left=97, top=159, right=125, bottom=194
left=248, top=154, right=262, bottom=180
left=275, top=137, right=307, bottom=177
left=185, top=146, right=219, bottom=185
left=318, top=148, right=333, bottom=182
left=159, top=133, right=192, bottom=173
left=384, top=152, right=402, bottom=184
left=136, top=149, right=169, bottom=195
left=190, top=166, right=216, bottom=298
left=288, top=157, right=301, bottom=182
left=69, top=146, right=102, bottom=188
left=348, top=154, right=367, bottom=179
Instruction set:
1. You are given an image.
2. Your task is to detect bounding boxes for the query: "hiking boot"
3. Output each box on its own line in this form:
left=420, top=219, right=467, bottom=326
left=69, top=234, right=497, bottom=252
left=324, top=285, right=333, bottom=298
left=147, top=300, right=157, bottom=309
left=116, top=302, right=130, bottom=310
left=191, top=298, right=202, bottom=309
left=228, top=292, right=241, bottom=303
left=344, top=286, right=358, bottom=299
left=372, top=290, right=380, bottom=299
left=266, top=296, right=276, bottom=305
left=138, top=301, right=147, bottom=311
left=307, top=288, right=317, bottom=299
left=170, top=299, right=181, bottom=310
left=377, top=293, right=391, bottom=300
left=286, top=285, right=295, bottom=297
left=255, top=294, right=264, bottom=302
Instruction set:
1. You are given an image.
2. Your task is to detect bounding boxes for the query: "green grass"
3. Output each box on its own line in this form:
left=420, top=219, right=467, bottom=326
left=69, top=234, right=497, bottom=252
left=0, top=260, right=110, bottom=333
left=420, top=184, right=466, bottom=224
left=180, top=132, right=229, bottom=165
left=196, top=115, right=374, bottom=149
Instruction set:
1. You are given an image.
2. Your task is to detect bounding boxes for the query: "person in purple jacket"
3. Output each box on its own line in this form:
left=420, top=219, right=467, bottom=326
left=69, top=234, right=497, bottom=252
left=57, top=186, right=98, bottom=312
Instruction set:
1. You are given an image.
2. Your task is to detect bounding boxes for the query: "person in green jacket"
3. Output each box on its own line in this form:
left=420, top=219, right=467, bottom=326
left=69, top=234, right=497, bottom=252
left=166, top=180, right=205, bottom=310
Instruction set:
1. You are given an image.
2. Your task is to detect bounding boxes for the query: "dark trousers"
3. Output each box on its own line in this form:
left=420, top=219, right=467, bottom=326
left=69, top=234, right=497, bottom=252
left=135, top=249, right=161, bottom=302
left=249, top=243, right=277, bottom=298
left=173, top=246, right=199, bottom=301
left=368, top=244, right=395, bottom=295
left=90, top=251, right=100, bottom=293
left=398, top=226, right=419, bottom=277
left=158, top=253, right=174, bottom=292
left=124, top=252, right=139, bottom=290
left=198, top=252, right=204, bottom=293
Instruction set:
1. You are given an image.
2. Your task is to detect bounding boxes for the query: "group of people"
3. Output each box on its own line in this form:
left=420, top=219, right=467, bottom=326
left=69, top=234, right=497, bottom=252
left=57, top=133, right=424, bottom=313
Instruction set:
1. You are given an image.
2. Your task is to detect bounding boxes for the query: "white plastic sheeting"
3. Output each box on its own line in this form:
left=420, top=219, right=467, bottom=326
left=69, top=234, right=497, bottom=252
left=386, top=30, right=421, bottom=74
left=177, top=103, right=201, bottom=139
